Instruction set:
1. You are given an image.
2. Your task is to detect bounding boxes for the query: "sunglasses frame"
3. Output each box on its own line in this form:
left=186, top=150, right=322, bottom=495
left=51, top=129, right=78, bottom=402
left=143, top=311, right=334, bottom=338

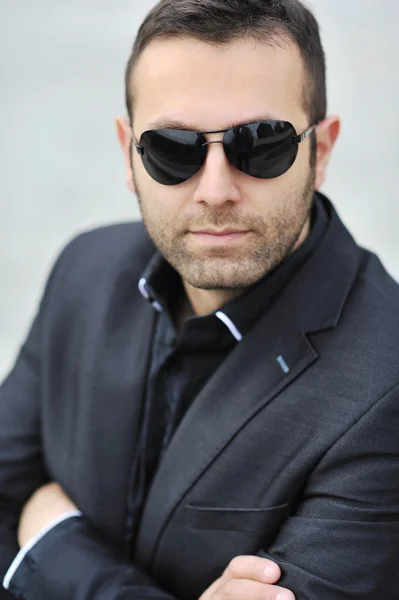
left=134, top=120, right=317, bottom=184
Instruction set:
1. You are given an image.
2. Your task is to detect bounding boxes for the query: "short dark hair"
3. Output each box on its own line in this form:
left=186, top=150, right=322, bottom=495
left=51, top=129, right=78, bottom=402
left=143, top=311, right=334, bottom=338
left=125, top=0, right=327, bottom=127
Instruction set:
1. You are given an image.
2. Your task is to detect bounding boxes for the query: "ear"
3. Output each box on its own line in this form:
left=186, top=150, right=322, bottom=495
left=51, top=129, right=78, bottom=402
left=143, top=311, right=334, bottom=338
left=314, top=115, right=341, bottom=190
left=115, top=116, right=136, bottom=194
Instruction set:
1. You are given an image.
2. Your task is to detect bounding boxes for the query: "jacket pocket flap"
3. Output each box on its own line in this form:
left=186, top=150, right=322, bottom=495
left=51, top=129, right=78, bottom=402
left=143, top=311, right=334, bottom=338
left=183, top=502, right=290, bottom=532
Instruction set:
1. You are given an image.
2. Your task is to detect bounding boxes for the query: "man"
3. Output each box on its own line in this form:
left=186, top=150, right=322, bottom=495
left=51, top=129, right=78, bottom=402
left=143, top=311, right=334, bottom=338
left=1, top=0, right=399, bottom=598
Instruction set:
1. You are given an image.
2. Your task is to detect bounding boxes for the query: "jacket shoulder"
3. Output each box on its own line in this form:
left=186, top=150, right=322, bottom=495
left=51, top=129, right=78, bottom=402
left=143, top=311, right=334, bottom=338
left=356, top=250, right=399, bottom=318
left=60, top=221, right=154, bottom=269
left=318, top=248, right=399, bottom=394
left=51, top=221, right=156, bottom=284
left=37, top=221, right=156, bottom=314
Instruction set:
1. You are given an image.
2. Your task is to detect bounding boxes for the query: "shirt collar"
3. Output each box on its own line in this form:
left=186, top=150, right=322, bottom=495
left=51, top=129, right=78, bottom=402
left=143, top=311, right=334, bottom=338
left=138, top=192, right=330, bottom=340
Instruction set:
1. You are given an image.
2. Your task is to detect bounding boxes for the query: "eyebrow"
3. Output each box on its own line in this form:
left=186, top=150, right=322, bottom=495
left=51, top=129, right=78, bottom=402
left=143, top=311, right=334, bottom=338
left=146, top=114, right=281, bottom=132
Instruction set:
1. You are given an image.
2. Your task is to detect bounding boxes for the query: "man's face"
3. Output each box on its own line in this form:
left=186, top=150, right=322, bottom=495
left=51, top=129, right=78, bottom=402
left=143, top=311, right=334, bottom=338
left=129, top=37, right=317, bottom=290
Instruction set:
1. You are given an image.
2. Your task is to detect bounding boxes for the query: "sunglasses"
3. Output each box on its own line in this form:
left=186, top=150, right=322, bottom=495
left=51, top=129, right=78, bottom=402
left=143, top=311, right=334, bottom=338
left=134, top=120, right=316, bottom=186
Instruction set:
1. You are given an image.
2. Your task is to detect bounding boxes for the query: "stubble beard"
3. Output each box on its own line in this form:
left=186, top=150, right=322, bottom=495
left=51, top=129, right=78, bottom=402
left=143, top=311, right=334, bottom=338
left=135, top=167, right=316, bottom=291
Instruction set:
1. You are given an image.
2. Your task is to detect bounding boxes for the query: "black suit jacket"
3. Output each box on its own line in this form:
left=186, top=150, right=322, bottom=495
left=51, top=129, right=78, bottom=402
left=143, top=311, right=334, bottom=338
left=1, top=198, right=399, bottom=600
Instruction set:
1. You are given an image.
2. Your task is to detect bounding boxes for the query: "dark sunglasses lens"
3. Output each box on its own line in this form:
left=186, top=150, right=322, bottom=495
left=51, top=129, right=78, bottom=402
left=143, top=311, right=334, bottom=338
left=139, top=129, right=206, bottom=185
left=224, top=121, right=298, bottom=179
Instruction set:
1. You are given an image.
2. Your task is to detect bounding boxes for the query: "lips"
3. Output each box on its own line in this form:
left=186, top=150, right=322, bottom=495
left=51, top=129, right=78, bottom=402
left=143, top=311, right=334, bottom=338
left=190, top=229, right=249, bottom=236
left=188, top=230, right=251, bottom=245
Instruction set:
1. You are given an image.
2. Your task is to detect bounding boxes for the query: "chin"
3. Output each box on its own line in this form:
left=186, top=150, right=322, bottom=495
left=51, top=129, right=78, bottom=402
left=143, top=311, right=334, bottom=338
left=177, top=257, right=270, bottom=290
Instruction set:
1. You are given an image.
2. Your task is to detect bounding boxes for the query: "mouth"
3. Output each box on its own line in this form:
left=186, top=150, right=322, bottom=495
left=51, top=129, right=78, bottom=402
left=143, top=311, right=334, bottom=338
left=188, top=229, right=252, bottom=245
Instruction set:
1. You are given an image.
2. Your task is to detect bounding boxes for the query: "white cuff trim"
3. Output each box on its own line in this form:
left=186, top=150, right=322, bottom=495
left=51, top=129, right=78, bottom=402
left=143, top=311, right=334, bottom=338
left=2, top=510, right=83, bottom=590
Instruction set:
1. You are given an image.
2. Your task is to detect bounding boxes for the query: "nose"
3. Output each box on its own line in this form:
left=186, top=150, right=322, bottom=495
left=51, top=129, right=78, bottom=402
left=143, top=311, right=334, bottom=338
left=192, top=139, right=241, bottom=208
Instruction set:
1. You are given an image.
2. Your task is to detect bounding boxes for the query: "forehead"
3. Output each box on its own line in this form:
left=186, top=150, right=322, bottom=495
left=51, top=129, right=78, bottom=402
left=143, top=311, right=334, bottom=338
left=132, top=37, right=307, bottom=132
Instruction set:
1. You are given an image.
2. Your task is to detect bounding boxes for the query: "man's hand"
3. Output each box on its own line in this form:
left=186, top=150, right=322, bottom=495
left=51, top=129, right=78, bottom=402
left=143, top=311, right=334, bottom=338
left=199, top=555, right=295, bottom=600
left=18, top=482, right=78, bottom=548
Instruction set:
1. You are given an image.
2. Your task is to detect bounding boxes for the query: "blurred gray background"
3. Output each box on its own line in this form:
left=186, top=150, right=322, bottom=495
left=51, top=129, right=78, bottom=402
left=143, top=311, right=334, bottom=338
left=1, top=0, right=398, bottom=379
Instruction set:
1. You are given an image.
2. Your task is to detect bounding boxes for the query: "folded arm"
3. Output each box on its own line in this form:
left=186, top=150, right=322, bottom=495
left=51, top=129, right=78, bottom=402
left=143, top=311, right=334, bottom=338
left=5, top=386, right=399, bottom=600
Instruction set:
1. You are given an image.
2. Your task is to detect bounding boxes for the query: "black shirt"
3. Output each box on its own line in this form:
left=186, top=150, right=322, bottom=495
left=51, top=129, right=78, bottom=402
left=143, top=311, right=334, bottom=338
left=126, top=193, right=329, bottom=551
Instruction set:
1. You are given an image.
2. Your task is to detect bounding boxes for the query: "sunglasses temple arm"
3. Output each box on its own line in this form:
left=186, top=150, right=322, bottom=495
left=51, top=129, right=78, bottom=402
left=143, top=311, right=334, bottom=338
left=293, top=125, right=316, bottom=145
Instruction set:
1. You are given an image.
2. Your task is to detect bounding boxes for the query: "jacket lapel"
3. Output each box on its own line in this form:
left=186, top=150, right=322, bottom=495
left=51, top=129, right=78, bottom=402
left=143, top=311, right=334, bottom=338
left=135, top=201, right=362, bottom=567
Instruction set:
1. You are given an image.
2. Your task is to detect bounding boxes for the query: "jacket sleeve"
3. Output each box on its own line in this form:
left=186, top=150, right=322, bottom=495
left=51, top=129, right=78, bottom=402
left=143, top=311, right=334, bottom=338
left=0, top=243, right=179, bottom=600
left=0, top=285, right=53, bottom=599
left=262, top=382, right=399, bottom=600
left=3, top=512, right=82, bottom=590
left=4, top=516, right=178, bottom=600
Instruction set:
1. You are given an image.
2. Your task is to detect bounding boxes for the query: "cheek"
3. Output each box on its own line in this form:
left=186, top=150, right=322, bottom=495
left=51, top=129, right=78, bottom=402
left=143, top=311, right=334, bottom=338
left=294, top=140, right=312, bottom=174
left=241, top=168, right=298, bottom=212
left=135, top=175, right=188, bottom=229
